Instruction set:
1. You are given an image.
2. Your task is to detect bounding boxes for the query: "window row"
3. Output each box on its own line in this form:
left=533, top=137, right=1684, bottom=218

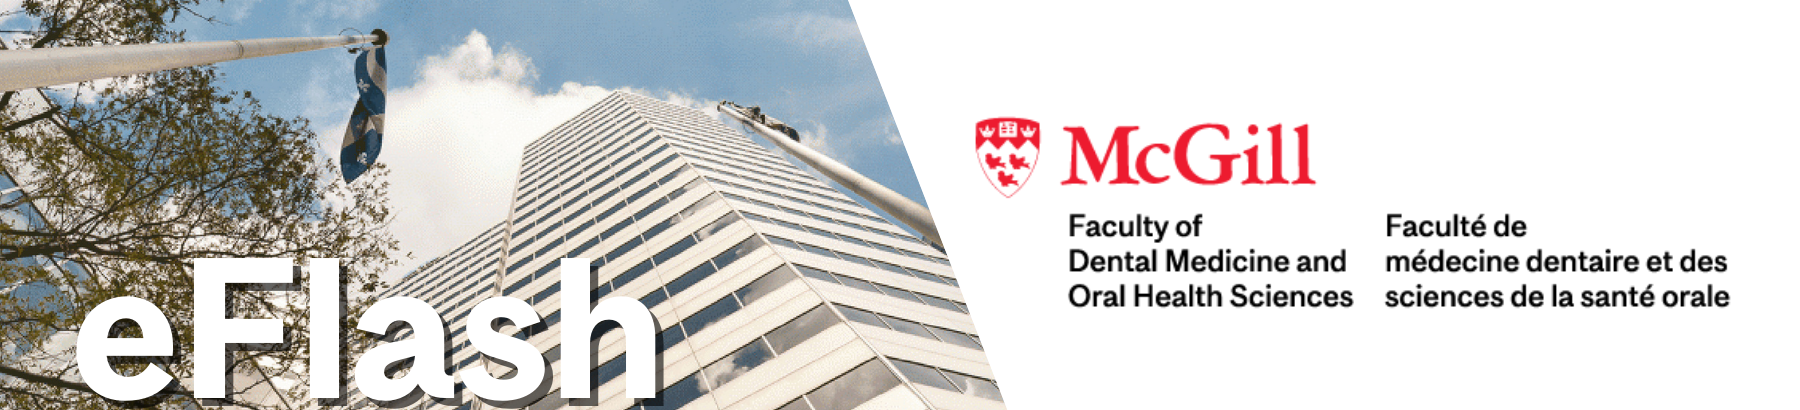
left=551, top=165, right=699, bottom=266
left=590, top=172, right=707, bottom=259
left=439, top=283, right=495, bottom=340
left=743, top=210, right=942, bottom=265
left=514, top=126, right=655, bottom=225
left=891, top=358, right=1004, bottom=402
left=626, top=214, right=751, bottom=309
left=518, top=135, right=668, bottom=240
left=522, top=97, right=626, bottom=163
left=686, top=155, right=870, bottom=222
left=792, top=264, right=969, bottom=315
left=572, top=212, right=743, bottom=313
left=659, top=129, right=820, bottom=188
left=400, top=262, right=497, bottom=322
left=511, top=196, right=736, bottom=311
left=641, top=250, right=790, bottom=354
left=387, top=284, right=496, bottom=345
left=687, top=158, right=858, bottom=210
left=573, top=182, right=717, bottom=272
left=504, top=159, right=694, bottom=286
left=520, top=109, right=634, bottom=189
left=667, top=137, right=830, bottom=193
left=512, top=143, right=679, bottom=260
left=663, top=136, right=826, bottom=190
left=519, top=99, right=632, bottom=181
left=517, top=119, right=652, bottom=207
left=391, top=226, right=501, bottom=297
left=761, top=233, right=956, bottom=286
left=583, top=264, right=805, bottom=394
left=655, top=122, right=789, bottom=169
left=525, top=97, right=625, bottom=162
left=415, top=262, right=494, bottom=309
left=625, top=95, right=745, bottom=137
left=450, top=282, right=496, bottom=314
left=777, top=359, right=903, bottom=410
left=695, top=303, right=833, bottom=390
left=398, top=231, right=489, bottom=291
left=618, top=302, right=837, bottom=410
left=518, top=112, right=651, bottom=211
left=455, top=343, right=478, bottom=370
left=715, top=185, right=923, bottom=247
left=515, top=310, right=561, bottom=340
left=834, top=304, right=982, bottom=351
left=576, top=267, right=824, bottom=408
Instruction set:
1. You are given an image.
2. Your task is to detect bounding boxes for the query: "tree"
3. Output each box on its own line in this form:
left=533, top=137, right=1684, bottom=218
left=0, top=1, right=399, bottom=409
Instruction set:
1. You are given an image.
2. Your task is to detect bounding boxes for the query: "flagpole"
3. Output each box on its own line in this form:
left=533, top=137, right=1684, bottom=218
left=0, top=29, right=388, bottom=93
left=718, top=101, right=945, bottom=249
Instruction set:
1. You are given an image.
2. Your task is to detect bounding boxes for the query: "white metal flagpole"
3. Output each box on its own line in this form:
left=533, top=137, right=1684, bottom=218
left=718, top=101, right=946, bottom=249
left=0, top=30, right=387, bottom=93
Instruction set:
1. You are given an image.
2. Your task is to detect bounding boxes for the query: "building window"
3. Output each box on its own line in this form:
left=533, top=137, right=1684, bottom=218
left=781, top=359, right=903, bottom=410
left=891, top=359, right=1004, bottom=402
left=833, top=305, right=982, bottom=351
left=791, top=265, right=969, bottom=314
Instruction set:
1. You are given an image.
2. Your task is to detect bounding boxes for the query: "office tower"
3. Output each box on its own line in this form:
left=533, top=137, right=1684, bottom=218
left=355, top=91, right=1002, bottom=410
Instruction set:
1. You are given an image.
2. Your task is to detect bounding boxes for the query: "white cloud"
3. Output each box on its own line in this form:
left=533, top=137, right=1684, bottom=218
left=798, top=120, right=844, bottom=161
left=44, top=75, right=153, bottom=105
left=225, top=0, right=262, bottom=23
left=420, top=32, right=537, bottom=85
left=869, top=115, right=902, bottom=145
left=321, top=30, right=612, bottom=284
left=748, top=11, right=864, bottom=51
left=0, top=0, right=26, bottom=27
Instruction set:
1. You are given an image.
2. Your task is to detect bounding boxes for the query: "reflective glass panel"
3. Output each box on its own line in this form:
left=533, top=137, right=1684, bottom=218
left=734, top=266, right=797, bottom=306
left=701, top=339, right=774, bottom=388
left=892, top=360, right=959, bottom=392
left=710, top=237, right=762, bottom=269
left=942, top=369, right=1004, bottom=401
left=682, top=295, right=742, bottom=336
left=804, top=360, right=901, bottom=410
left=652, top=235, right=698, bottom=265
left=836, top=306, right=887, bottom=328
left=765, top=306, right=837, bottom=354
left=664, top=262, right=718, bottom=298
left=871, top=283, right=925, bottom=304
left=924, top=324, right=983, bottom=350
left=795, top=265, right=839, bottom=283
left=881, top=316, right=940, bottom=341
left=831, top=275, right=882, bottom=294
left=657, top=325, right=687, bottom=353
left=916, top=294, right=964, bottom=312
left=592, top=355, right=625, bottom=388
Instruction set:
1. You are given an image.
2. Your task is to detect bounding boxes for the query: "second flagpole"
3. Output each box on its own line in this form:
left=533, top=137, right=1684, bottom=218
left=0, top=29, right=388, bottom=93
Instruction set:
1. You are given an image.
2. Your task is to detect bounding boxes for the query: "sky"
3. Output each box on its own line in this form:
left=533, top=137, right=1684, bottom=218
left=4, top=0, right=927, bottom=283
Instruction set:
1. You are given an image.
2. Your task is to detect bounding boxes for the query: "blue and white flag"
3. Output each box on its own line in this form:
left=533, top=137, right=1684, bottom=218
left=341, top=46, right=387, bottom=182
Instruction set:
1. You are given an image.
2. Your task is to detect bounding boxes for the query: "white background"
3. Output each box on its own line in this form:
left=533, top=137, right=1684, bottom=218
left=852, top=1, right=1798, bottom=408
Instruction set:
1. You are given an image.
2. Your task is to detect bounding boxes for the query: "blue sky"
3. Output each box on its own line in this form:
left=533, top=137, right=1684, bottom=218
left=4, top=1, right=926, bottom=278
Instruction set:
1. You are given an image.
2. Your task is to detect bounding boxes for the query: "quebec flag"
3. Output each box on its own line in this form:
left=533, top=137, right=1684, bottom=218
left=341, top=46, right=387, bottom=182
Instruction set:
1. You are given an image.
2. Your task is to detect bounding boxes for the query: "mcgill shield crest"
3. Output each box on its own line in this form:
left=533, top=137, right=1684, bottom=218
left=975, top=117, right=1040, bottom=198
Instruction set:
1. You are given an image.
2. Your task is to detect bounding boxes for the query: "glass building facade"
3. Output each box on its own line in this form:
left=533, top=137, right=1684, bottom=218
left=346, top=91, right=1002, bottom=410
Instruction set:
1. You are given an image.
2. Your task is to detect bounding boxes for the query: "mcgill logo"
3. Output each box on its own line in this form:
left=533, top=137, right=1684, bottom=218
left=977, top=119, right=1314, bottom=197
left=974, top=118, right=1041, bottom=198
